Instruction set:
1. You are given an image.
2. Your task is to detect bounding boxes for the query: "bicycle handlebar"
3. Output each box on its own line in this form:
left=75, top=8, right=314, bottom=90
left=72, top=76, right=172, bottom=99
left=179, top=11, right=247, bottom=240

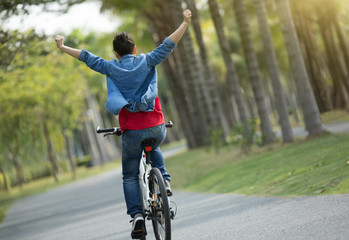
left=96, top=121, right=173, bottom=137
left=96, top=127, right=117, bottom=133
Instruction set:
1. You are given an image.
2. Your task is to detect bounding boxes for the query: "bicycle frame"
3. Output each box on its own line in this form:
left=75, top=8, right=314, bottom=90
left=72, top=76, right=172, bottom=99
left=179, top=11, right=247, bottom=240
left=139, top=152, right=153, bottom=214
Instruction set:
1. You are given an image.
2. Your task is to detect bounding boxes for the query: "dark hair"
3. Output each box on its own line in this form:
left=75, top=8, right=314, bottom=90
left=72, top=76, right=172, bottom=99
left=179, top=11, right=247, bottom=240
left=113, top=32, right=135, bottom=57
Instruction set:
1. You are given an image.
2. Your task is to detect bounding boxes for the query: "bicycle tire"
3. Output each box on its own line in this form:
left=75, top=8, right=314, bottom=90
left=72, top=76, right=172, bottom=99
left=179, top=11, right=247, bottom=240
left=149, top=168, right=171, bottom=240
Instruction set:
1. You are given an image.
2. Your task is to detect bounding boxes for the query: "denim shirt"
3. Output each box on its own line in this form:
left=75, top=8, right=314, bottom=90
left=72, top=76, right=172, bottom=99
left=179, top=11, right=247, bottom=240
left=78, top=37, right=176, bottom=115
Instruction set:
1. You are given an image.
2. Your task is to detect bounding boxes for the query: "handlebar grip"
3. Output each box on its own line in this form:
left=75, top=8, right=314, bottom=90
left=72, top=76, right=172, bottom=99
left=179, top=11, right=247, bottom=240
left=96, top=126, right=116, bottom=133
left=165, top=121, right=173, bottom=128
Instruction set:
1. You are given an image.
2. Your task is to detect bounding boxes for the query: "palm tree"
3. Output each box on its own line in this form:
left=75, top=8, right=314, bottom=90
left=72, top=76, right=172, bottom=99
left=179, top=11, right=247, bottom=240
left=185, top=0, right=230, bottom=137
left=165, top=0, right=210, bottom=147
left=207, top=0, right=249, bottom=131
left=275, top=0, right=323, bottom=136
left=314, top=0, right=349, bottom=109
left=251, top=0, right=293, bottom=142
left=290, top=1, right=333, bottom=113
left=232, top=0, right=275, bottom=144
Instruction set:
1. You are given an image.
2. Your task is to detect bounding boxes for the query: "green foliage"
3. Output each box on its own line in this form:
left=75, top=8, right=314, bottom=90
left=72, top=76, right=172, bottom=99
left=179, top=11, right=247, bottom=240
left=0, top=28, right=89, bottom=187
left=0, top=0, right=85, bottom=20
left=229, top=118, right=261, bottom=153
left=209, top=128, right=224, bottom=154
left=100, top=0, right=150, bottom=14
left=76, top=155, right=92, bottom=167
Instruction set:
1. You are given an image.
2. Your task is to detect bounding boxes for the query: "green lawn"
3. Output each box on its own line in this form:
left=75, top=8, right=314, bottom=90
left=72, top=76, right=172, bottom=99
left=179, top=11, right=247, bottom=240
left=166, top=133, right=349, bottom=197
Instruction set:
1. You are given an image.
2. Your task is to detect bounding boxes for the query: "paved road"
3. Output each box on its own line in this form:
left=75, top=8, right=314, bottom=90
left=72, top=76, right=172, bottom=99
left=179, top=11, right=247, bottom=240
left=1, top=123, right=349, bottom=240
left=1, top=167, right=349, bottom=240
left=276, top=121, right=349, bottom=138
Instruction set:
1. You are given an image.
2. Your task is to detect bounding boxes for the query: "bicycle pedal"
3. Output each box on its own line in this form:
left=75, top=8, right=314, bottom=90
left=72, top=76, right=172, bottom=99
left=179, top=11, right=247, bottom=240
left=170, top=210, right=176, bottom=220
left=170, top=201, right=177, bottom=220
left=131, top=228, right=147, bottom=239
left=131, top=219, right=147, bottom=239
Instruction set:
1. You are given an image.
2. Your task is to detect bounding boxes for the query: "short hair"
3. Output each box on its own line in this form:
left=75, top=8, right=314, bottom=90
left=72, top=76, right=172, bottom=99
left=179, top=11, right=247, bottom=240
left=113, top=32, right=135, bottom=57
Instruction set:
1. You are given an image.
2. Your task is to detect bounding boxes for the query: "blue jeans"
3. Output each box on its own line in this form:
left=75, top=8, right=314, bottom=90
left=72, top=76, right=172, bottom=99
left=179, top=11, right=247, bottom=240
left=121, top=123, right=171, bottom=217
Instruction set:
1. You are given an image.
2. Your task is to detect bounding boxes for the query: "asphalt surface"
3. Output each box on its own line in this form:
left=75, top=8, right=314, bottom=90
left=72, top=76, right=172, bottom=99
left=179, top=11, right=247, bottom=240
left=1, top=167, right=349, bottom=240
left=1, top=122, right=349, bottom=240
left=276, top=121, right=349, bottom=138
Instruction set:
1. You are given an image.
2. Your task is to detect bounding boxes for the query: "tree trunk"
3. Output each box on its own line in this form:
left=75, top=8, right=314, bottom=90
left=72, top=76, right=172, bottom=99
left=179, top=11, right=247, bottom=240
left=319, top=22, right=349, bottom=109
left=275, top=0, right=323, bottom=136
left=252, top=0, right=293, bottom=142
left=158, top=92, right=183, bottom=142
left=185, top=0, right=230, bottom=138
left=333, top=15, right=349, bottom=91
left=233, top=0, right=275, bottom=144
left=83, top=113, right=102, bottom=166
left=86, top=93, right=111, bottom=164
left=63, top=131, right=76, bottom=179
left=316, top=12, right=349, bottom=109
left=5, top=138, right=25, bottom=188
left=291, top=3, right=333, bottom=112
left=43, top=121, right=59, bottom=182
left=208, top=0, right=250, bottom=140
left=165, top=0, right=209, bottom=147
left=163, top=57, right=198, bottom=148
left=0, top=162, right=9, bottom=191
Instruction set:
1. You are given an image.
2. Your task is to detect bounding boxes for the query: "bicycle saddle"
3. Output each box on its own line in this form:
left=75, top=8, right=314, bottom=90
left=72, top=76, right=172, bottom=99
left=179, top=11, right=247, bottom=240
left=141, top=138, right=157, bottom=148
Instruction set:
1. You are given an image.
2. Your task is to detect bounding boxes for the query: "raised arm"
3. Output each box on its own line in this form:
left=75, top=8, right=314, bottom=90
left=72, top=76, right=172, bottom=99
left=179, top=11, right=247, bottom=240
left=168, top=9, right=192, bottom=43
left=55, top=35, right=81, bottom=59
left=55, top=35, right=110, bottom=75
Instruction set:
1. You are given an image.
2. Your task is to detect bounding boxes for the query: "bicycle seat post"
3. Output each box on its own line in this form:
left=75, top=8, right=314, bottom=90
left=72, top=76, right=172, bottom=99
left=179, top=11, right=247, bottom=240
left=145, top=151, right=151, bottom=164
left=141, top=138, right=157, bottom=165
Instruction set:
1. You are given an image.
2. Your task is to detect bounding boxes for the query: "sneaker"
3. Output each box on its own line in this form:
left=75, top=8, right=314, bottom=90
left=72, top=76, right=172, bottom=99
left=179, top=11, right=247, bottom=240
left=165, top=180, right=173, bottom=196
left=131, top=213, right=145, bottom=239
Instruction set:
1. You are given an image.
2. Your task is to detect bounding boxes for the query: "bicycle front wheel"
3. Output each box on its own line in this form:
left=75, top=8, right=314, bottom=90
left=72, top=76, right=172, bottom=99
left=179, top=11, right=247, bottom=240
left=149, top=168, right=171, bottom=240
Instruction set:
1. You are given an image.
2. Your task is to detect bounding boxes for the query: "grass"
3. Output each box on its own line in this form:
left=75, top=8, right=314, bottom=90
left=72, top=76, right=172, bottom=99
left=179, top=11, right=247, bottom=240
left=320, top=110, right=349, bottom=124
left=0, top=159, right=121, bottom=223
left=166, top=133, right=349, bottom=197
left=271, top=109, right=349, bottom=128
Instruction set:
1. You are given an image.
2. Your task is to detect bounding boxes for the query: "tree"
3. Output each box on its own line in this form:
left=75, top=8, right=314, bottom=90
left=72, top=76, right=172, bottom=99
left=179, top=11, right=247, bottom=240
left=290, top=1, right=334, bottom=113
left=275, top=0, right=323, bottom=136
left=313, top=0, right=349, bottom=109
left=165, top=0, right=210, bottom=147
left=232, top=0, right=275, bottom=144
left=207, top=0, right=250, bottom=141
left=0, top=30, right=87, bottom=183
left=251, top=0, right=293, bottom=143
left=185, top=0, right=230, bottom=138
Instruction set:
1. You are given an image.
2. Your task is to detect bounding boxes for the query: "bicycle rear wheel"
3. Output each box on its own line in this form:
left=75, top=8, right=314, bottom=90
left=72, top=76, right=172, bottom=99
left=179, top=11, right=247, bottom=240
left=149, top=168, right=171, bottom=240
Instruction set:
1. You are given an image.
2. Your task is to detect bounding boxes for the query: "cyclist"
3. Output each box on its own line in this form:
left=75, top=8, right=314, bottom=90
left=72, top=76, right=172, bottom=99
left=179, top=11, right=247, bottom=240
left=55, top=9, right=192, bottom=237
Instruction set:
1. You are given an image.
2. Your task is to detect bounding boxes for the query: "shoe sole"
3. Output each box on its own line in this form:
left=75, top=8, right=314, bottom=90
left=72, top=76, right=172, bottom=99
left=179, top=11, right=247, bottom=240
left=131, top=219, right=146, bottom=239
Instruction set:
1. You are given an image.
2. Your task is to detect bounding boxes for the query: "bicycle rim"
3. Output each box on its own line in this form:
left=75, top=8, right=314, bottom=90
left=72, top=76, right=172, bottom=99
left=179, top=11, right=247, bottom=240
left=149, top=168, right=171, bottom=240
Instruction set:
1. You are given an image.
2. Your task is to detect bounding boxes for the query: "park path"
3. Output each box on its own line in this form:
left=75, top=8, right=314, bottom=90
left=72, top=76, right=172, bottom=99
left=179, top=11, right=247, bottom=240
left=1, top=167, right=349, bottom=240
left=1, top=122, right=349, bottom=239
left=276, top=121, right=349, bottom=137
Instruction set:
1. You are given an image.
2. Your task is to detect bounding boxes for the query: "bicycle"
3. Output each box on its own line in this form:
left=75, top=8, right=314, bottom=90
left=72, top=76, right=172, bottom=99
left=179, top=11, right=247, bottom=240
left=96, top=121, right=176, bottom=240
